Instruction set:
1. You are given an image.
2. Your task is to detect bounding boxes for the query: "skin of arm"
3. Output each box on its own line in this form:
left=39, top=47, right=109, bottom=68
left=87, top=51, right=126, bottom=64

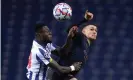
left=47, top=58, right=81, bottom=74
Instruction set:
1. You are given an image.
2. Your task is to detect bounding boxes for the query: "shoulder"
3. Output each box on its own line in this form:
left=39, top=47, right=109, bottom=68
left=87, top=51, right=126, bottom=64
left=73, top=32, right=83, bottom=41
left=47, top=43, right=59, bottom=51
left=31, top=46, right=43, bottom=55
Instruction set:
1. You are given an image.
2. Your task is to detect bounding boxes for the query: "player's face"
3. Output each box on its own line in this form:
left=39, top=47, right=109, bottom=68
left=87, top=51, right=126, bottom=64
left=41, top=26, right=52, bottom=42
left=82, top=25, right=97, bottom=40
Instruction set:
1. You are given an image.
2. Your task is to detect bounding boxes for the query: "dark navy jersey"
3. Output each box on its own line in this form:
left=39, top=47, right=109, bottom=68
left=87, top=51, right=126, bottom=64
left=46, top=19, right=94, bottom=79
left=45, top=32, right=92, bottom=80
left=59, top=32, right=91, bottom=67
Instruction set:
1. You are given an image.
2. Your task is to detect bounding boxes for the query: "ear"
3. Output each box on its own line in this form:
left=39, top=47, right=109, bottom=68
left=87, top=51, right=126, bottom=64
left=82, top=28, right=86, bottom=34
left=36, top=33, right=41, bottom=37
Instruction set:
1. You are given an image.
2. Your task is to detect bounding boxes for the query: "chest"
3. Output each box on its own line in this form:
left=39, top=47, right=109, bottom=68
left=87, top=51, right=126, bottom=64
left=38, top=44, right=53, bottom=58
left=68, top=38, right=90, bottom=61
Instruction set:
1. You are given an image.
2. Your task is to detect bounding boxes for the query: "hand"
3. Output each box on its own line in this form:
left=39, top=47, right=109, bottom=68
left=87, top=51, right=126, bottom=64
left=68, top=26, right=78, bottom=38
left=84, top=10, right=93, bottom=20
left=72, top=62, right=82, bottom=71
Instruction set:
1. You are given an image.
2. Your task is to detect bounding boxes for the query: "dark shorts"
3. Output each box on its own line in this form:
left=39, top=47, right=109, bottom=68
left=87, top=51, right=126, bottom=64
left=51, top=72, right=77, bottom=80
left=46, top=67, right=79, bottom=80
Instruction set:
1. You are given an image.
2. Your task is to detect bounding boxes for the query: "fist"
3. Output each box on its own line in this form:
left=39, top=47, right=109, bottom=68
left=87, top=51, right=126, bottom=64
left=72, top=62, right=82, bottom=71
left=68, top=26, right=78, bottom=38
left=84, top=10, right=93, bottom=20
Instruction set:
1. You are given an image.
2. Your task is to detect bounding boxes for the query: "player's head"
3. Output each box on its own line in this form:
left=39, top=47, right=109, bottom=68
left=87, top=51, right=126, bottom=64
left=82, top=24, right=97, bottom=40
left=35, top=23, right=52, bottom=43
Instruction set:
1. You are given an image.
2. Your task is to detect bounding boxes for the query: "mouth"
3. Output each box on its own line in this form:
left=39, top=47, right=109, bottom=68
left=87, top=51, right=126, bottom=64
left=49, top=35, right=52, bottom=37
left=91, top=35, right=96, bottom=39
left=49, top=34, right=52, bottom=38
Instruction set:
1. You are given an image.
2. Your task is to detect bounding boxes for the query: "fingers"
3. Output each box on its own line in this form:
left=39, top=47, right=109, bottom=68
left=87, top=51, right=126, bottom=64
left=77, top=63, right=82, bottom=70
left=70, top=26, right=77, bottom=31
left=73, top=26, right=78, bottom=30
left=88, top=13, right=93, bottom=19
left=75, top=62, right=82, bottom=64
left=72, top=26, right=78, bottom=33
left=76, top=62, right=82, bottom=69
left=87, top=12, right=93, bottom=19
left=68, top=26, right=78, bottom=38
left=73, top=62, right=82, bottom=71
left=85, top=10, right=93, bottom=20
left=77, top=62, right=82, bottom=64
left=69, top=26, right=78, bottom=34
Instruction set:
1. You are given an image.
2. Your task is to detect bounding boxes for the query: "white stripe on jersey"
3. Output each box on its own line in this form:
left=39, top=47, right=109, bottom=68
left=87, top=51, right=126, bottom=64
left=26, top=40, right=56, bottom=80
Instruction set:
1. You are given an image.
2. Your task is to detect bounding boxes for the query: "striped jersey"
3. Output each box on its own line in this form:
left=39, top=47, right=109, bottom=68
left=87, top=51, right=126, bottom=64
left=26, top=40, right=56, bottom=80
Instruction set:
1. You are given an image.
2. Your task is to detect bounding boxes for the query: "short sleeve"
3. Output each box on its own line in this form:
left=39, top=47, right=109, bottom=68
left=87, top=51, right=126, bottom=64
left=50, top=43, right=58, bottom=51
left=36, top=48, right=51, bottom=65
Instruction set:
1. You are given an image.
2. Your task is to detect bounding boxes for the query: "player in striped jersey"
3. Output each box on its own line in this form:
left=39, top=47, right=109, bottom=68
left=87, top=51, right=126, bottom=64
left=26, top=23, right=82, bottom=80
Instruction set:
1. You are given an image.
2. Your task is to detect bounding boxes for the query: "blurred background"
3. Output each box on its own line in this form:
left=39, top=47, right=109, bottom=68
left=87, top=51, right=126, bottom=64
left=1, top=0, right=133, bottom=80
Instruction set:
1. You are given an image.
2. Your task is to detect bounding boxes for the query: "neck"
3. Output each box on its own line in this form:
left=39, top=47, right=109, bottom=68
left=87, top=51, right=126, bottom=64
left=35, top=37, right=47, bottom=45
left=81, top=31, right=92, bottom=46
left=87, top=39, right=91, bottom=46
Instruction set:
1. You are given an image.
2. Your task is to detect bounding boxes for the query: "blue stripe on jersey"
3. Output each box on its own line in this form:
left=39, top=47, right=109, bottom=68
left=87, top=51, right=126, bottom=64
left=36, top=54, right=44, bottom=64
left=38, top=48, right=50, bottom=61
left=36, top=55, right=41, bottom=80
left=43, top=67, right=47, bottom=80
left=38, top=48, right=45, bottom=56
left=29, top=71, right=33, bottom=80
left=35, top=74, right=39, bottom=80
left=36, top=55, right=46, bottom=80
left=36, top=55, right=48, bottom=80
left=35, top=69, right=40, bottom=80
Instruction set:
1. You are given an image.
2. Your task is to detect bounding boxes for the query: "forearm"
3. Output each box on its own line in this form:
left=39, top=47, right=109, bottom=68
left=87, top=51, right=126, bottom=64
left=67, top=18, right=88, bottom=33
left=61, top=18, right=88, bottom=54
left=77, top=18, right=88, bottom=27
left=58, top=66, right=71, bottom=74
left=48, top=59, right=72, bottom=74
left=52, top=18, right=87, bottom=56
left=61, top=36, right=72, bottom=53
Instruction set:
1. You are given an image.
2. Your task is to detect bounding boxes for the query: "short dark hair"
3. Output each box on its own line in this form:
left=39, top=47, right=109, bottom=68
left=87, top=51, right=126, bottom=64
left=80, top=22, right=98, bottom=30
left=66, top=22, right=98, bottom=33
left=35, top=23, right=46, bottom=33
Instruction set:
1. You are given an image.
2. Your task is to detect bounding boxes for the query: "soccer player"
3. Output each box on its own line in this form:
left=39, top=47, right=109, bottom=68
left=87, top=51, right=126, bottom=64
left=26, top=23, right=82, bottom=80
left=47, top=10, right=97, bottom=80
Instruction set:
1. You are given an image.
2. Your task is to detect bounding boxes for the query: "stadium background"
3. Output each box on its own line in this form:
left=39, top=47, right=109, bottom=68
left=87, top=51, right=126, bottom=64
left=2, top=0, right=133, bottom=80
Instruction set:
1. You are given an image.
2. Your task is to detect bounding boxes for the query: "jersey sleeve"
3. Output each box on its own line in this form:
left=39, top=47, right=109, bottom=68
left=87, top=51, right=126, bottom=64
left=36, top=48, right=51, bottom=65
left=50, top=43, right=58, bottom=51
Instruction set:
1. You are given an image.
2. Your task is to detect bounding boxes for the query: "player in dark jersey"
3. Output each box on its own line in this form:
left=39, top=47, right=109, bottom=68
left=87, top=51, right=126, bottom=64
left=46, top=10, right=97, bottom=80
left=61, top=24, right=97, bottom=80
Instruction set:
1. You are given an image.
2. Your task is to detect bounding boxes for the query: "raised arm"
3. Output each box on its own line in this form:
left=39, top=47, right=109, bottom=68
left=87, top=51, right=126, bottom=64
left=78, top=10, right=93, bottom=26
left=51, top=27, right=77, bottom=57
left=51, top=10, right=94, bottom=57
left=67, top=10, right=94, bottom=32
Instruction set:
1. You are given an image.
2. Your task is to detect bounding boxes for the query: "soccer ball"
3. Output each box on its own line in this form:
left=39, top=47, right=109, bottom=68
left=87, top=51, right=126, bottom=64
left=53, top=3, right=72, bottom=21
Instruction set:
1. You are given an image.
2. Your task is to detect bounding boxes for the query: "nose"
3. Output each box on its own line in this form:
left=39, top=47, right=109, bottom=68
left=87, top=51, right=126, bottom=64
left=93, top=31, right=97, bottom=35
left=93, top=31, right=96, bottom=34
